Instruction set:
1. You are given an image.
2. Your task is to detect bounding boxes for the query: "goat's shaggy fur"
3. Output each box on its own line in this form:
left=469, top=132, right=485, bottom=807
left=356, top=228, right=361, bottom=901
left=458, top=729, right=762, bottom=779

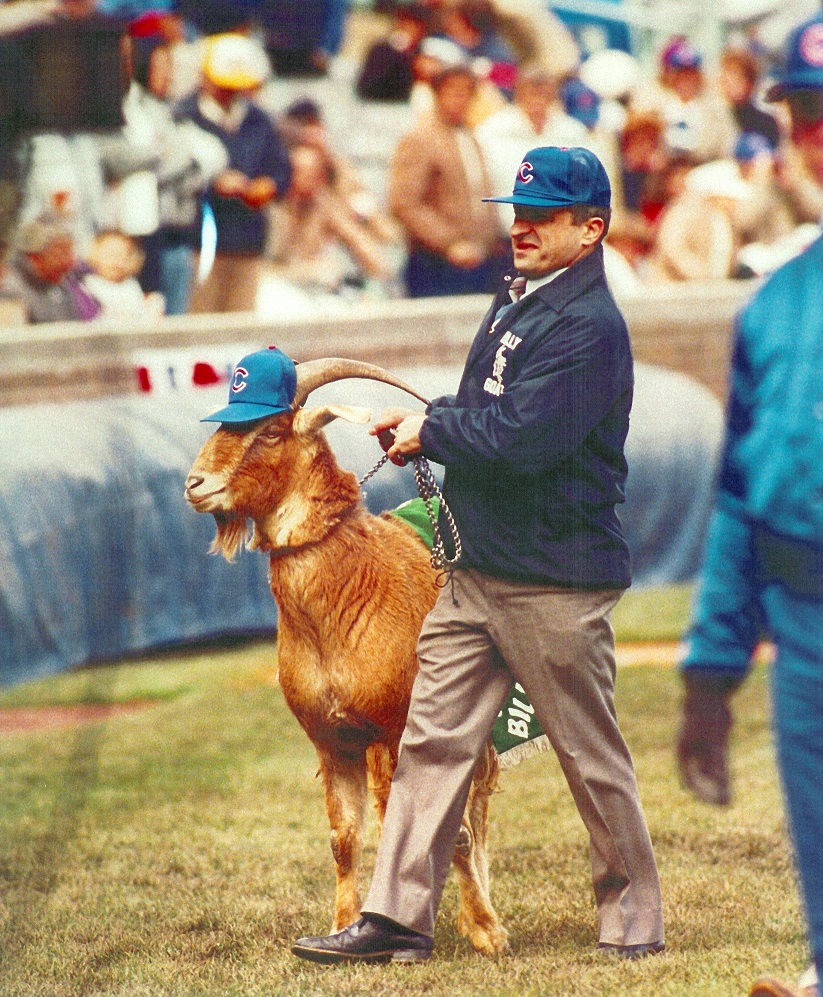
left=186, top=404, right=507, bottom=954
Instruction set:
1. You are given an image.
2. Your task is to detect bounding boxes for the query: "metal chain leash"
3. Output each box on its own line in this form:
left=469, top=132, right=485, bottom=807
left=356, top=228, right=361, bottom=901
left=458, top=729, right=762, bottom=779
left=358, top=454, right=389, bottom=488
left=411, top=456, right=462, bottom=571
left=358, top=453, right=462, bottom=572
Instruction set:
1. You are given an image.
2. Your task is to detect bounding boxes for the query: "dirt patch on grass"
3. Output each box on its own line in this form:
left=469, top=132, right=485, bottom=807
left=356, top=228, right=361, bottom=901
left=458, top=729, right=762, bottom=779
left=616, top=641, right=683, bottom=667
left=0, top=701, right=154, bottom=735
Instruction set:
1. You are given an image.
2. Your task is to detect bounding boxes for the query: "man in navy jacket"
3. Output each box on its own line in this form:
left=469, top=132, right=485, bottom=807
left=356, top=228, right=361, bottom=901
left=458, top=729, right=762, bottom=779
left=292, top=146, right=664, bottom=965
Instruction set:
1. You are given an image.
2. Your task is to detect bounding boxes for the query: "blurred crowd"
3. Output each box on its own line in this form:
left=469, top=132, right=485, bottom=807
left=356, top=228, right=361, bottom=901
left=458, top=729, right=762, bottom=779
left=0, top=0, right=821, bottom=323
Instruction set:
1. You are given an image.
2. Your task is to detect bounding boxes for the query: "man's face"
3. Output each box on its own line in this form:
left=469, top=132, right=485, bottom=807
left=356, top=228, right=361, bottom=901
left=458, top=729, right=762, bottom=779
left=434, top=73, right=476, bottom=127
left=203, top=78, right=250, bottom=111
left=509, top=206, right=602, bottom=278
left=515, top=77, right=555, bottom=132
left=788, top=89, right=823, bottom=186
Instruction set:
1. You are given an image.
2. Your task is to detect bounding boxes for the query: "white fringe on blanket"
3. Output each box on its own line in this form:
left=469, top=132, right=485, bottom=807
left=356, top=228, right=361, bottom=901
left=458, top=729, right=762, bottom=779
left=496, top=733, right=553, bottom=771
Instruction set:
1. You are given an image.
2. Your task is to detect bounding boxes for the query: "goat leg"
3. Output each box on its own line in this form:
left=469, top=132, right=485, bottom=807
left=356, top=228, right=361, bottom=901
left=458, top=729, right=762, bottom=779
left=452, top=742, right=509, bottom=955
left=315, top=746, right=369, bottom=932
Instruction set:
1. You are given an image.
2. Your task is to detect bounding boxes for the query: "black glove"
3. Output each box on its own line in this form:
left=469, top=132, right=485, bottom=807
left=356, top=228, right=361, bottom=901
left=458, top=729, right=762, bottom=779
left=677, top=671, right=742, bottom=806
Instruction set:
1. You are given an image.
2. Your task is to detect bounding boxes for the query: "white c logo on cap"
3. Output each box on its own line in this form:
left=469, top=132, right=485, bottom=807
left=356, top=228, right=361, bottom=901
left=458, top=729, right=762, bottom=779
left=800, top=24, right=823, bottom=67
left=231, top=367, right=249, bottom=393
left=518, top=161, right=534, bottom=184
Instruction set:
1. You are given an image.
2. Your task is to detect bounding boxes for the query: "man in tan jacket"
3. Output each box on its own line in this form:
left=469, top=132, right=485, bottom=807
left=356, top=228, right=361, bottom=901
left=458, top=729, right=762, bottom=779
left=389, top=64, right=504, bottom=296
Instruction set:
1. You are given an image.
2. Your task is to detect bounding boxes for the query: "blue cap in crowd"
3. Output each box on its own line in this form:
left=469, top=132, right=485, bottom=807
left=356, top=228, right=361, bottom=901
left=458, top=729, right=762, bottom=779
left=766, top=12, right=823, bottom=100
left=562, top=78, right=601, bottom=129
left=733, top=131, right=775, bottom=161
left=662, top=37, right=702, bottom=70
left=484, top=146, right=611, bottom=209
left=202, top=347, right=297, bottom=424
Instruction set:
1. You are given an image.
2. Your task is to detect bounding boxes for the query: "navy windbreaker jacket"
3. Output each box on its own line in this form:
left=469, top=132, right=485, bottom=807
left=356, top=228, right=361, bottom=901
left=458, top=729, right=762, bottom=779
left=419, top=244, right=633, bottom=588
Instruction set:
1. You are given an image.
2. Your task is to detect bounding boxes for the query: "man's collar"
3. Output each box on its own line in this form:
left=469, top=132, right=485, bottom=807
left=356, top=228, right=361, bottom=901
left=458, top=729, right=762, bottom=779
left=198, top=93, right=250, bottom=132
left=520, top=269, right=566, bottom=296
left=528, top=245, right=606, bottom=311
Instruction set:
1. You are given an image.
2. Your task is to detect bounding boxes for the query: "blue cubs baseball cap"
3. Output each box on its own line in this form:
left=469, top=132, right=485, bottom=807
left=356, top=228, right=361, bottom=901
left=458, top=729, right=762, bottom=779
left=483, top=146, right=611, bottom=209
left=202, top=347, right=297, bottom=423
left=766, top=12, right=823, bottom=101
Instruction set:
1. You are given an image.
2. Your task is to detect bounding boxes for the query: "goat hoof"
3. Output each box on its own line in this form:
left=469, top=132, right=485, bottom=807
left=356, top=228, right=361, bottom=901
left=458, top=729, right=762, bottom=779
left=467, top=921, right=510, bottom=956
left=454, top=825, right=472, bottom=857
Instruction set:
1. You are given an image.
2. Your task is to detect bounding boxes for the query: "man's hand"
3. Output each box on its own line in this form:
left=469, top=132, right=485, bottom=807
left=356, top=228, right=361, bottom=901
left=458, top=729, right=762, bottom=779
left=370, top=408, right=426, bottom=465
left=446, top=240, right=485, bottom=269
left=242, top=176, right=277, bottom=208
left=213, top=169, right=250, bottom=198
left=677, top=672, right=739, bottom=806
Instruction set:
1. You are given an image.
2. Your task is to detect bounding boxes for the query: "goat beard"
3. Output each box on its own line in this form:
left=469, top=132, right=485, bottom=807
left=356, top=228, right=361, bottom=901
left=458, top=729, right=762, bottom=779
left=209, top=513, right=251, bottom=562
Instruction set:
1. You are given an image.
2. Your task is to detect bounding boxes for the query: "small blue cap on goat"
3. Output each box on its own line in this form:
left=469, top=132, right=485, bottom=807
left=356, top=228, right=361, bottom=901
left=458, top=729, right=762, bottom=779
left=202, top=347, right=297, bottom=423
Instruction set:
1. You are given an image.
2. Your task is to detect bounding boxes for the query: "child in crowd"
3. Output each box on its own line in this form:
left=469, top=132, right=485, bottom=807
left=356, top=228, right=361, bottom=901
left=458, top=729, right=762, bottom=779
left=83, top=229, right=165, bottom=320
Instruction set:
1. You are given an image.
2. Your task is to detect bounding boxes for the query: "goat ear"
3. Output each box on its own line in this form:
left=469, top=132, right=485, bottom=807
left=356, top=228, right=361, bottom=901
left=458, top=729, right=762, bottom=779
left=294, top=404, right=372, bottom=435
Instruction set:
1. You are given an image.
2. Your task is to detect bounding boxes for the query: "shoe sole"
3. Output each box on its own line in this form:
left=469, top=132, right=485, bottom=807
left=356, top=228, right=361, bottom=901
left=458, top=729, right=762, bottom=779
left=597, top=942, right=666, bottom=960
left=291, top=944, right=431, bottom=965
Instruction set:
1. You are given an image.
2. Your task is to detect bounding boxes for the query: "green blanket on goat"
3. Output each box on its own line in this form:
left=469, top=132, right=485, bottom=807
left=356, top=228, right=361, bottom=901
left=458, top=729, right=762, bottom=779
left=389, top=498, right=550, bottom=770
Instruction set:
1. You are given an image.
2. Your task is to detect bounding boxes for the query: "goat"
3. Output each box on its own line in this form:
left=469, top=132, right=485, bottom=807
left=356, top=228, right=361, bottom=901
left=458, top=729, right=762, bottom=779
left=184, top=357, right=508, bottom=955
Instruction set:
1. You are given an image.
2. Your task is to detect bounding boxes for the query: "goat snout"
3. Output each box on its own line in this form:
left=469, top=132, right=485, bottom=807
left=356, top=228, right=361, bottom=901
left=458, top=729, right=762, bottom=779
left=184, top=471, right=228, bottom=509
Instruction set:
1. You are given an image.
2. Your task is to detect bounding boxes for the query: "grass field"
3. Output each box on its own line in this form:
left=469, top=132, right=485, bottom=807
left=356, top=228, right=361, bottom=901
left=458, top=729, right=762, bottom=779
left=0, top=587, right=808, bottom=997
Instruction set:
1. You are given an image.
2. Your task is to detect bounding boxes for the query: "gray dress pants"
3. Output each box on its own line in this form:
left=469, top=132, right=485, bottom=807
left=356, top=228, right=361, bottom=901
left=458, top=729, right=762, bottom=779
left=363, top=568, right=664, bottom=947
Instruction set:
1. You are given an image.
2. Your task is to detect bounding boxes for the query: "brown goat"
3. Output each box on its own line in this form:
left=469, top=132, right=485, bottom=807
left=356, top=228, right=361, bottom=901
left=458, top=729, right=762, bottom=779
left=184, top=359, right=507, bottom=955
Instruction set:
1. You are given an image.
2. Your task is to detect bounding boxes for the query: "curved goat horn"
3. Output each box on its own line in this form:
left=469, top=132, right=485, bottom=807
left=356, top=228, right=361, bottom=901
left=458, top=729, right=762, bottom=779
left=293, top=357, right=430, bottom=409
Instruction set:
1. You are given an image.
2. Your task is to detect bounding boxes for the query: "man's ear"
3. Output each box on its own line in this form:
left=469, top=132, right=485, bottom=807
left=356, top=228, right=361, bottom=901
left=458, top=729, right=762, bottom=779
left=581, top=215, right=605, bottom=247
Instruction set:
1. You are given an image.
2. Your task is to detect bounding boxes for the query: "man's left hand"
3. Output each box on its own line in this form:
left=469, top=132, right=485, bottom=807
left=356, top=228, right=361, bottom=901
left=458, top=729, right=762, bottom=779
left=370, top=408, right=426, bottom=464
left=677, top=672, right=739, bottom=806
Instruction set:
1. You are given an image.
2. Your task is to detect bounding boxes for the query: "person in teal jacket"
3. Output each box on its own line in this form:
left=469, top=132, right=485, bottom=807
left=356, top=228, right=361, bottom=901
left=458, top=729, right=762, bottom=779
left=677, top=13, right=823, bottom=997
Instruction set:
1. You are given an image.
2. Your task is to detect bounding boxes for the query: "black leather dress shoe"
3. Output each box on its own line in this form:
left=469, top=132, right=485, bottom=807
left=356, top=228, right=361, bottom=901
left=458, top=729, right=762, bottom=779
left=292, top=914, right=434, bottom=965
left=597, top=940, right=666, bottom=960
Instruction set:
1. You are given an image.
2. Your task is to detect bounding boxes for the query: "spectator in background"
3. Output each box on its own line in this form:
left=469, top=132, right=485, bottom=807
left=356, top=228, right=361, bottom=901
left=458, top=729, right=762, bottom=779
left=4, top=0, right=126, bottom=255
left=356, top=2, right=431, bottom=103
left=0, top=0, right=62, bottom=250
left=81, top=228, right=164, bottom=320
left=440, top=0, right=580, bottom=83
left=676, top=15, right=823, bottom=997
left=607, top=111, right=668, bottom=267
left=267, top=142, right=400, bottom=299
left=632, top=36, right=737, bottom=164
left=389, top=63, right=501, bottom=297
left=641, top=158, right=752, bottom=282
left=437, top=0, right=517, bottom=98
left=719, top=46, right=780, bottom=150
left=277, top=97, right=398, bottom=246
left=476, top=65, right=590, bottom=234
left=260, top=0, right=350, bottom=78
left=562, top=77, right=622, bottom=193
left=177, top=33, right=291, bottom=314
left=409, top=34, right=505, bottom=127
left=1, top=212, right=101, bottom=323
left=578, top=47, right=641, bottom=134
left=97, top=13, right=229, bottom=314
left=774, top=127, right=823, bottom=228
left=562, top=77, right=601, bottom=132
left=732, top=131, right=798, bottom=262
